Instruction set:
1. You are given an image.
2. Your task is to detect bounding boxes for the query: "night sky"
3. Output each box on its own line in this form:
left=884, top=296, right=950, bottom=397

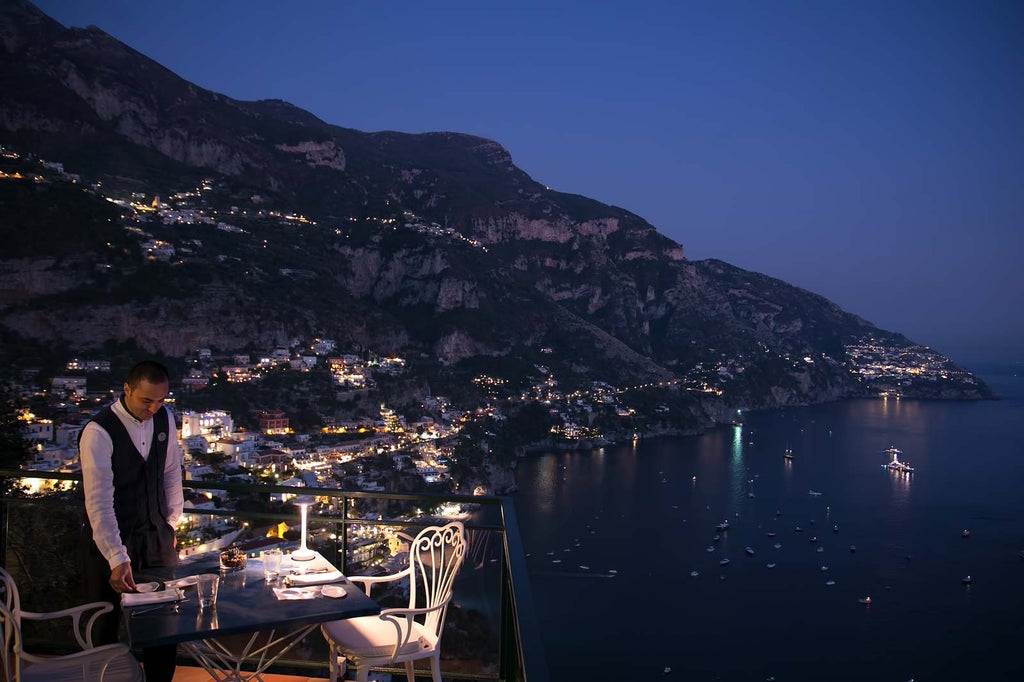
left=32, top=1, right=1024, bottom=365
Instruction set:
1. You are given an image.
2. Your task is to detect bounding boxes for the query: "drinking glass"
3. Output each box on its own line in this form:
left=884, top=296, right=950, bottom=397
left=262, top=548, right=283, bottom=582
left=196, top=573, right=220, bottom=608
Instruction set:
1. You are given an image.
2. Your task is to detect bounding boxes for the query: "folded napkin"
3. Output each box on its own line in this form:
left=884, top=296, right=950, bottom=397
left=285, top=570, right=344, bottom=587
left=272, top=586, right=319, bottom=600
left=122, top=589, right=182, bottom=607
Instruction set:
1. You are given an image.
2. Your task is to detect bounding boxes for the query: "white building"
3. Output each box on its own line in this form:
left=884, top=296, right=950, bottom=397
left=55, top=423, right=84, bottom=447
left=51, top=376, right=86, bottom=397
left=180, top=410, right=234, bottom=439
left=23, top=419, right=53, bottom=442
left=215, top=435, right=258, bottom=466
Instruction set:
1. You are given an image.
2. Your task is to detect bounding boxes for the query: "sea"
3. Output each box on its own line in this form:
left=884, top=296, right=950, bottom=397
left=512, top=364, right=1024, bottom=681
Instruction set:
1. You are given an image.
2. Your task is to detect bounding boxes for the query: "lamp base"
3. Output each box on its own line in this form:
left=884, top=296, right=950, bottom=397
left=291, top=548, right=316, bottom=561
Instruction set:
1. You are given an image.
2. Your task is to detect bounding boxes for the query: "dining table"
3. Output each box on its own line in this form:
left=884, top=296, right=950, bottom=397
left=123, top=550, right=380, bottom=681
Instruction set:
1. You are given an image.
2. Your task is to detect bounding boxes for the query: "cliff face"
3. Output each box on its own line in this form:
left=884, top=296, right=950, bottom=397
left=0, top=0, right=990, bottom=409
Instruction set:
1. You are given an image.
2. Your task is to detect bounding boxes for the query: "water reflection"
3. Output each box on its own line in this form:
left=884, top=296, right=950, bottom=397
left=887, top=467, right=913, bottom=510
left=729, top=425, right=746, bottom=506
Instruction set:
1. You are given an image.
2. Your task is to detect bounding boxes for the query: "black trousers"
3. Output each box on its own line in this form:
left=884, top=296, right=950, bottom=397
left=81, top=524, right=179, bottom=682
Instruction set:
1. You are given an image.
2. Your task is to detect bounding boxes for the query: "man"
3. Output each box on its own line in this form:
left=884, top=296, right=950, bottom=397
left=80, top=360, right=184, bottom=682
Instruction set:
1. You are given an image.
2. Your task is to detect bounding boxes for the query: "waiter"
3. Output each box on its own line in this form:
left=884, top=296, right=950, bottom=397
left=80, top=360, right=184, bottom=682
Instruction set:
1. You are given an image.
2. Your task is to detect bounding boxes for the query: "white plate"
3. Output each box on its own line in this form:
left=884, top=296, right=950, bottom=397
left=135, top=582, right=160, bottom=593
left=321, top=585, right=347, bottom=599
left=164, top=576, right=198, bottom=589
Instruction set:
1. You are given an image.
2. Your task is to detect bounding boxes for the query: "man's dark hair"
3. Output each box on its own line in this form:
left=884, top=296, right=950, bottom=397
left=126, top=360, right=170, bottom=388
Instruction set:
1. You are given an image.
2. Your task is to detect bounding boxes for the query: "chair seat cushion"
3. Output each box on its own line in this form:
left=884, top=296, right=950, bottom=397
left=322, top=615, right=431, bottom=660
left=21, top=646, right=143, bottom=682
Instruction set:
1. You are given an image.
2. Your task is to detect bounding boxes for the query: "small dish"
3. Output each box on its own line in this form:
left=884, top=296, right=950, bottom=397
left=279, top=589, right=303, bottom=598
left=165, top=576, right=198, bottom=589
left=135, top=582, right=160, bottom=593
left=321, top=585, right=347, bottom=599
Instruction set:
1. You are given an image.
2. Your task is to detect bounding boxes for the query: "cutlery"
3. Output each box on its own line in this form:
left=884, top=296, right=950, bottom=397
left=129, top=600, right=183, bottom=617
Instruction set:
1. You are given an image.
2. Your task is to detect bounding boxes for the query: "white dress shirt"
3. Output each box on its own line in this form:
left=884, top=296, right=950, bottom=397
left=80, top=398, right=184, bottom=570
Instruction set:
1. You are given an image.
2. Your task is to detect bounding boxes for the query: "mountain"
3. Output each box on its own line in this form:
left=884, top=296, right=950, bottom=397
left=0, top=0, right=990, bottom=437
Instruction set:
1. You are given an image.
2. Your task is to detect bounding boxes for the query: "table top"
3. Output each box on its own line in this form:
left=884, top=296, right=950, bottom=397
left=124, top=552, right=380, bottom=649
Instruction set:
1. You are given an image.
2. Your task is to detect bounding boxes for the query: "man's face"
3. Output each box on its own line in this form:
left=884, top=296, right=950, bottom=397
left=123, top=379, right=169, bottom=421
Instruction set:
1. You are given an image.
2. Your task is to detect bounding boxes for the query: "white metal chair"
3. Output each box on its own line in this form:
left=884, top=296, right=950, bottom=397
left=0, top=567, right=143, bottom=682
left=320, top=521, right=467, bottom=682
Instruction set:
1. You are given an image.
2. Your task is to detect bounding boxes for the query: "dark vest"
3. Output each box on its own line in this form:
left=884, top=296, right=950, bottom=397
left=86, top=401, right=176, bottom=567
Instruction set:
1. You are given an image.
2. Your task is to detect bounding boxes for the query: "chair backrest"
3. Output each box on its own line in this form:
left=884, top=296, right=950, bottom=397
left=0, top=600, right=22, bottom=681
left=0, top=567, right=22, bottom=681
left=0, top=567, right=20, bottom=616
left=407, top=521, right=466, bottom=637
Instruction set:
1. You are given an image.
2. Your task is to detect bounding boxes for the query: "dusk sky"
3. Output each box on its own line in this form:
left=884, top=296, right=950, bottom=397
left=34, top=1, right=1024, bottom=365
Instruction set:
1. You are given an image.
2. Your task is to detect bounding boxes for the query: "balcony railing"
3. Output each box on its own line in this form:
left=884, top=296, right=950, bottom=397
left=0, top=468, right=549, bottom=682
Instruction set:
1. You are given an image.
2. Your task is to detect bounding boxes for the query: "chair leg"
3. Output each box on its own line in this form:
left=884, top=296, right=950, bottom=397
left=431, top=652, right=443, bottom=682
left=326, top=644, right=345, bottom=682
left=354, top=663, right=370, bottom=682
left=405, top=660, right=415, bottom=682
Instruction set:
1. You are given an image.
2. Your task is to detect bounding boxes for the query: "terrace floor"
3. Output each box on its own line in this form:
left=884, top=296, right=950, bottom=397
left=172, top=666, right=327, bottom=681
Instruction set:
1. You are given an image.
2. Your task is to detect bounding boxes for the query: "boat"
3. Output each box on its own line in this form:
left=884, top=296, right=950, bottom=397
left=715, top=520, right=731, bottom=531
left=825, top=579, right=836, bottom=586
left=767, top=531, right=778, bottom=538
left=794, top=526, right=803, bottom=532
left=882, top=445, right=915, bottom=473
left=713, top=534, right=721, bottom=542
left=810, top=536, right=818, bottom=543
left=1018, top=550, right=1024, bottom=560
left=720, top=558, right=730, bottom=566
left=820, top=565, right=829, bottom=572
left=858, top=596, right=872, bottom=604
left=689, top=570, right=699, bottom=577
left=706, top=546, right=715, bottom=552
left=808, top=490, right=823, bottom=497
left=850, top=545, right=857, bottom=552
left=745, top=547, right=755, bottom=556
left=767, top=563, right=776, bottom=568
left=773, top=542, right=782, bottom=549
left=962, top=575, right=972, bottom=585
left=579, top=565, right=590, bottom=570
left=816, top=546, right=824, bottom=553
left=783, top=448, right=794, bottom=460
left=833, top=525, right=839, bottom=533
left=962, top=529, right=971, bottom=538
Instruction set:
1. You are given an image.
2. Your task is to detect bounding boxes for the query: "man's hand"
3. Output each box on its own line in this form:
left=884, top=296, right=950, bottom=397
left=109, top=561, right=137, bottom=593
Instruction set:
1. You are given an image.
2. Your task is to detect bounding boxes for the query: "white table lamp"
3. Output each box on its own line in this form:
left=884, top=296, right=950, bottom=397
left=292, top=499, right=316, bottom=561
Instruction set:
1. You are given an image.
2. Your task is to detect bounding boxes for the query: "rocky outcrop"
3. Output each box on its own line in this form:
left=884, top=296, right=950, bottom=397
left=0, top=257, right=83, bottom=303
left=275, top=140, right=346, bottom=171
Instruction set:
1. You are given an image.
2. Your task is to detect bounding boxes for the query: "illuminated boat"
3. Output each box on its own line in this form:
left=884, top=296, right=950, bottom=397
left=882, top=446, right=914, bottom=473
